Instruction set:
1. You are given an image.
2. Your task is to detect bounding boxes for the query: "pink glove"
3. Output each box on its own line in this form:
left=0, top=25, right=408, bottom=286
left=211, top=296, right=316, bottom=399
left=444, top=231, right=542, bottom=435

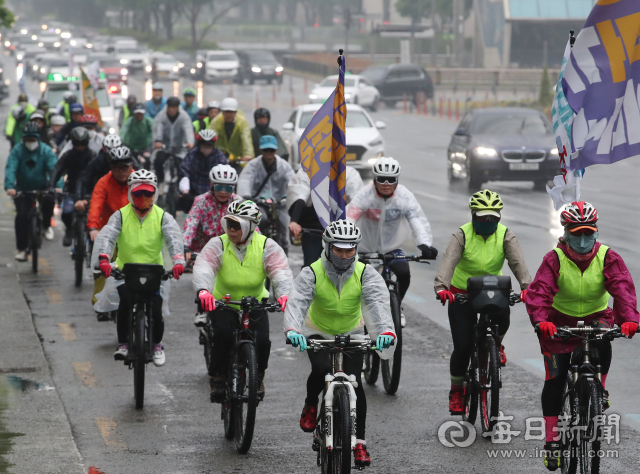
left=538, top=321, right=557, bottom=339
left=99, top=255, right=111, bottom=278
left=278, top=296, right=288, bottom=312
left=520, top=290, right=527, bottom=303
left=437, top=290, right=455, bottom=306
left=198, top=290, right=216, bottom=312
left=173, top=264, right=185, bottom=280
left=621, top=322, right=638, bottom=339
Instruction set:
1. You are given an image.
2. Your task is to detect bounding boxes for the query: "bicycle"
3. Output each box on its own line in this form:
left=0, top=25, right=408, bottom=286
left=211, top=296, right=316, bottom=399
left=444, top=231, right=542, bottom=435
left=255, top=196, right=286, bottom=243
left=70, top=197, right=92, bottom=287
left=438, top=275, right=520, bottom=433
left=196, top=295, right=282, bottom=454
left=17, top=190, right=51, bottom=274
left=535, top=322, right=622, bottom=474
left=359, top=252, right=431, bottom=395
left=287, top=335, right=391, bottom=473
left=152, top=145, right=187, bottom=217
left=111, top=263, right=173, bottom=409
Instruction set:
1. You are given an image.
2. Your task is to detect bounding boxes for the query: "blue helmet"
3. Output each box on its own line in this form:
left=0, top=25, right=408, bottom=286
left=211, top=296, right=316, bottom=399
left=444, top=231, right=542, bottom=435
left=152, top=82, right=163, bottom=91
left=69, top=103, right=84, bottom=114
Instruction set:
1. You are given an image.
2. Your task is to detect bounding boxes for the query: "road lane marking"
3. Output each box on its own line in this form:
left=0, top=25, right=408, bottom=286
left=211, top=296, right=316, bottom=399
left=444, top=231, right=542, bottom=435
left=38, top=258, right=51, bottom=275
left=45, top=288, right=62, bottom=304
left=95, top=417, right=126, bottom=448
left=73, top=362, right=96, bottom=387
left=57, top=323, right=77, bottom=341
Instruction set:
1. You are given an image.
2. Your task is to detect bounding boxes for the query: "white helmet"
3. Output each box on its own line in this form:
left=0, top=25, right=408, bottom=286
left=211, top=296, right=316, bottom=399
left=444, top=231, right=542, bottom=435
left=226, top=200, right=261, bottom=224
left=322, top=220, right=362, bottom=246
left=127, top=169, right=159, bottom=208
left=372, top=157, right=401, bottom=178
left=207, top=100, right=220, bottom=110
left=50, top=114, right=66, bottom=126
left=209, top=164, right=238, bottom=185
left=103, top=133, right=123, bottom=150
left=197, top=129, right=218, bottom=143
left=220, top=97, right=238, bottom=112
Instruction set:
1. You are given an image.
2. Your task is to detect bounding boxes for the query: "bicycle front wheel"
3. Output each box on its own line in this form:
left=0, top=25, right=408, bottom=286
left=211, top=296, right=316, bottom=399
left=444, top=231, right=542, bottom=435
left=362, top=326, right=379, bottom=385
left=561, top=374, right=578, bottom=474
left=133, top=308, right=146, bottom=410
left=74, top=218, right=85, bottom=287
left=30, top=215, right=40, bottom=273
left=166, top=184, right=178, bottom=217
left=479, top=335, right=500, bottom=433
left=332, top=385, right=352, bottom=474
left=234, top=343, right=258, bottom=454
left=381, top=291, right=402, bottom=395
left=462, top=371, right=478, bottom=425
left=579, top=379, right=602, bottom=474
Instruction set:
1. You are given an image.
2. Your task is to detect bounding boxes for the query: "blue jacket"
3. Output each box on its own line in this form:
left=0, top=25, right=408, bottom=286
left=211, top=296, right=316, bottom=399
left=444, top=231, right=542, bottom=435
left=145, top=97, right=167, bottom=119
left=179, top=146, right=227, bottom=195
left=181, top=102, right=199, bottom=121
left=4, top=141, right=62, bottom=192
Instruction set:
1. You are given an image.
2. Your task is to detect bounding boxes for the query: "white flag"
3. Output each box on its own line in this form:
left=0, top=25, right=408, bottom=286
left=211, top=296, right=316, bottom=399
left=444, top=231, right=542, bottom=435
left=87, top=61, right=100, bottom=90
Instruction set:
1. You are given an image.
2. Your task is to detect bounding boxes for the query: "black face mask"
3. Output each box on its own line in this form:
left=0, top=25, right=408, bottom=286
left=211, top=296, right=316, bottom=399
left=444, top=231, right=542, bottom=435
left=257, top=123, right=269, bottom=132
left=326, top=244, right=356, bottom=274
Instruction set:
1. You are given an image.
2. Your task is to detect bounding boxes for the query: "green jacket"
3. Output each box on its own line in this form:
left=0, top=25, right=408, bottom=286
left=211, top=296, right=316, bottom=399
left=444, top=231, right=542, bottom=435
left=251, top=126, right=289, bottom=161
left=4, top=141, right=61, bottom=192
left=5, top=103, right=36, bottom=139
left=209, top=112, right=254, bottom=159
left=120, top=116, right=154, bottom=151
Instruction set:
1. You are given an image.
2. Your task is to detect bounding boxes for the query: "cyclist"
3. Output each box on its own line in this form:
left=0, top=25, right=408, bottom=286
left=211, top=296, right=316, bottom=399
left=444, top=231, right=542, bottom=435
left=183, top=164, right=240, bottom=255
left=55, top=103, right=84, bottom=147
left=192, top=107, right=208, bottom=134
left=193, top=200, right=292, bottom=399
left=288, top=166, right=363, bottom=267
left=207, top=100, right=220, bottom=121
left=94, top=170, right=185, bottom=365
left=55, top=91, right=77, bottom=121
left=36, top=99, right=54, bottom=126
left=6, top=94, right=36, bottom=147
left=178, top=129, right=227, bottom=213
left=208, top=97, right=253, bottom=166
left=49, top=127, right=96, bottom=246
left=283, top=220, right=396, bottom=467
left=152, top=96, right=195, bottom=185
left=193, top=101, right=221, bottom=133
left=181, top=87, right=198, bottom=121
left=145, top=83, right=166, bottom=119
left=47, top=114, right=66, bottom=153
left=28, top=109, right=48, bottom=143
left=5, top=123, right=61, bottom=260
left=346, top=157, right=437, bottom=327
left=59, top=115, right=104, bottom=156
left=237, top=135, right=293, bottom=254
left=118, top=94, right=137, bottom=128
left=251, top=108, right=289, bottom=161
left=434, top=189, right=531, bottom=414
left=120, top=103, right=153, bottom=161
left=524, top=201, right=639, bottom=471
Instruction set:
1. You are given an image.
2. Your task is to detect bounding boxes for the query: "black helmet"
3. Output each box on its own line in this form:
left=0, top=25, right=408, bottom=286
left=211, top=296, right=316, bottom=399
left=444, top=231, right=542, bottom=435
left=166, top=96, right=181, bottom=107
left=70, top=126, right=90, bottom=146
left=11, top=106, right=26, bottom=122
left=37, top=99, right=49, bottom=110
left=65, top=92, right=78, bottom=104
left=127, top=94, right=137, bottom=104
left=197, top=107, right=207, bottom=119
left=22, top=122, right=41, bottom=139
left=254, top=107, right=270, bottom=123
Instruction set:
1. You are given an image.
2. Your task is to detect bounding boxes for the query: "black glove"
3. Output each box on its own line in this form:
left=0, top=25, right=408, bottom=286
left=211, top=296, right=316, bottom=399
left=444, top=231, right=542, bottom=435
left=418, top=244, right=438, bottom=260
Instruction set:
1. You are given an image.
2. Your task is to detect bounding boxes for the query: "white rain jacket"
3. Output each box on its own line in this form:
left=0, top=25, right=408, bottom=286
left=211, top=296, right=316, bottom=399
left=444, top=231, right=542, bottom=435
left=283, top=253, right=396, bottom=360
left=92, top=206, right=186, bottom=317
left=192, top=226, right=293, bottom=300
left=346, top=183, right=432, bottom=254
left=286, top=166, right=364, bottom=213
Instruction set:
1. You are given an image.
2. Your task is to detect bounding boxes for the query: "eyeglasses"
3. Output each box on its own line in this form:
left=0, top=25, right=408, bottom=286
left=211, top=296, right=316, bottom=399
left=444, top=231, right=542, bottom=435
left=375, top=176, right=397, bottom=185
left=261, top=148, right=276, bottom=153
left=132, top=189, right=154, bottom=198
left=569, top=227, right=596, bottom=236
left=474, top=214, right=501, bottom=223
left=213, top=184, right=234, bottom=193
left=226, top=220, right=241, bottom=231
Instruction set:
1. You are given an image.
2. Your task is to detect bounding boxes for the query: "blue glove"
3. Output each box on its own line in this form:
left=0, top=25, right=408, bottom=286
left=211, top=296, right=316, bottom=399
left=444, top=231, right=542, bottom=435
left=376, top=334, right=395, bottom=351
left=287, top=330, right=307, bottom=352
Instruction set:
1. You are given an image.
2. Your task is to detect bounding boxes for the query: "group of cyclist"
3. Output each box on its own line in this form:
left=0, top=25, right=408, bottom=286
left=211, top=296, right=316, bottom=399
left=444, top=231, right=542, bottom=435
left=3, top=83, right=639, bottom=471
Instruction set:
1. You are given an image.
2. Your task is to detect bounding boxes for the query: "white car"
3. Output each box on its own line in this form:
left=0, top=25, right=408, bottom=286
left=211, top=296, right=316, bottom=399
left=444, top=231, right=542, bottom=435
left=204, top=50, right=239, bottom=82
left=114, top=41, right=146, bottom=71
left=308, top=75, right=380, bottom=111
left=145, top=53, right=181, bottom=80
left=281, top=103, right=386, bottom=177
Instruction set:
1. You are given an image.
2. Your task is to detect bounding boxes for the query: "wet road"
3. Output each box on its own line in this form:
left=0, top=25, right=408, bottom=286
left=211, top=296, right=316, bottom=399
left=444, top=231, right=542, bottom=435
left=1, top=53, right=640, bottom=472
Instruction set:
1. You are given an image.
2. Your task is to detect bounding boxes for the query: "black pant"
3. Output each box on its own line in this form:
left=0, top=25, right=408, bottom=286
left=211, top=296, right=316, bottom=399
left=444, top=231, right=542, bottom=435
left=388, top=258, right=410, bottom=301
left=448, top=301, right=510, bottom=377
left=14, top=194, right=55, bottom=251
left=208, top=308, right=271, bottom=376
left=154, top=150, right=178, bottom=184
left=178, top=192, right=196, bottom=214
left=301, top=232, right=323, bottom=267
left=116, top=285, right=164, bottom=345
left=306, top=337, right=366, bottom=440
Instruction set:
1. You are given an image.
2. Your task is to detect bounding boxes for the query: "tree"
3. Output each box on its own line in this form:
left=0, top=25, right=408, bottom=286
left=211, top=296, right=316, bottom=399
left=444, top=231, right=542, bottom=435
left=184, top=0, right=246, bottom=49
left=0, top=0, right=14, bottom=27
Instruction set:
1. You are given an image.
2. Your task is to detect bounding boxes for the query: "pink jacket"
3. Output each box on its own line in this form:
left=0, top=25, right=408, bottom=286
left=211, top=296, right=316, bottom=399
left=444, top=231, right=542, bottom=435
left=182, top=193, right=239, bottom=253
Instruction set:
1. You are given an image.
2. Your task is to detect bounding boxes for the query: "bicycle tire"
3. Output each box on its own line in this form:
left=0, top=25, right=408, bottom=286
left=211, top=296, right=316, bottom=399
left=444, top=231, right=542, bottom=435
left=85, top=239, right=93, bottom=269
left=223, top=401, right=235, bottom=440
left=479, top=335, right=500, bottom=433
left=579, top=379, right=602, bottom=474
left=234, top=343, right=258, bottom=454
left=363, top=350, right=380, bottom=385
left=166, top=183, right=178, bottom=217
left=203, top=326, right=215, bottom=376
left=561, top=374, right=578, bottom=474
left=74, top=218, right=85, bottom=287
left=332, top=385, right=352, bottom=474
left=381, top=291, right=402, bottom=394
left=462, top=371, right=478, bottom=425
left=133, top=306, right=146, bottom=410
left=31, top=215, right=40, bottom=274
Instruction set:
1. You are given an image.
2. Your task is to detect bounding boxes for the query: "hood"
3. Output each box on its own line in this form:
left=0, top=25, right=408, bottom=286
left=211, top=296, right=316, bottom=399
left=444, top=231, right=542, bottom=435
left=206, top=60, right=238, bottom=69
left=469, top=134, right=555, bottom=150
left=344, top=127, right=382, bottom=146
left=310, top=86, right=357, bottom=101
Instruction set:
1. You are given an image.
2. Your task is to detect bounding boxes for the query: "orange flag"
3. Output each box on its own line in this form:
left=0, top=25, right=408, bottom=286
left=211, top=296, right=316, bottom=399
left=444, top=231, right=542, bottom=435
left=80, top=67, right=103, bottom=128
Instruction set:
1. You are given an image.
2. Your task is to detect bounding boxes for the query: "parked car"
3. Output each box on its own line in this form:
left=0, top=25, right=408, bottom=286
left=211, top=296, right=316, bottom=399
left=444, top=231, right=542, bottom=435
left=281, top=103, right=386, bottom=177
left=237, top=50, right=283, bottom=84
left=145, top=53, right=181, bottom=80
left=360, top=64, right=434, bottom=107
left=447, top=107, right=560, bottom=190
left=203, top=50, right=239, bottom=83
left=308, top=74, right=380, bottom=110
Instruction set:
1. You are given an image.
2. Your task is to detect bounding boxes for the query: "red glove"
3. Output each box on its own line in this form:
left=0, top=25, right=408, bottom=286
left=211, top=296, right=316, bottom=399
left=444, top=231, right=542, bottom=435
left=520, top=290, right=527, bottom=303
left=437, top=290, right=455, bottom=306
left=278, top=296, right=288, bottom=312
left=99, top=255, right=111, bottom=278
left=621, top=322, right=638, bottom=339
left=538, top=321, right=557, bottom=339
left=173, top=264, right=185, bottom=280
left=198, top=290, right=216, bottom=312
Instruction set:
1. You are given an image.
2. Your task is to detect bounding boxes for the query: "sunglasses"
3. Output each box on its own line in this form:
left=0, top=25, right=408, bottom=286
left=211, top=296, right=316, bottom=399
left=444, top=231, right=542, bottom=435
left=474, top=214, right=501, bottom=223
left=132, top=189, right=154, bottom=198
left=569, top=228, right=596, bottom=236
left=261, top=148, right=276, bottom=153
left=375, top=176, right=397, bottom=185
left=213, top=184, right=234, bottom=193
left=226, top=220, right=242, bottom=231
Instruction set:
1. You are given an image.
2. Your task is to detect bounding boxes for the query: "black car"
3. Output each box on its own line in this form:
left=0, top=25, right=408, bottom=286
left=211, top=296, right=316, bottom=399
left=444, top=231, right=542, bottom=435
left=360, top=64, right=433, bottom=107
left=447, top=108, right=561, bottom=190
left=237, top=50, right=283, bottom=85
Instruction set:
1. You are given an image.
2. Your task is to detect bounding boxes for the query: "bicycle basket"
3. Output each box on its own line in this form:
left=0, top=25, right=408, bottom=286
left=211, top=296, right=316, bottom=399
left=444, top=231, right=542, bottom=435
left=467, top=275, right=511, bottom=313
left=122, top=263, right=165, bottom=295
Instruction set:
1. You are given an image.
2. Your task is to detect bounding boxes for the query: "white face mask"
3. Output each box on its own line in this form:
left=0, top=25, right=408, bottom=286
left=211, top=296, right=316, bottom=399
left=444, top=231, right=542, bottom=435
left=25, top=141, right=39, bottom=151
left=18, top=101, right=27, bottom=107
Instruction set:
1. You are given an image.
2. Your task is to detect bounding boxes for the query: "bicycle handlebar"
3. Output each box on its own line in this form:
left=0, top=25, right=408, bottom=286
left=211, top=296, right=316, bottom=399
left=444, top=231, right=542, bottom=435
left=436, top=292, right=521, bottom=306
left=534, top=324, right=623, bottom=341
left=194, top=294, right=282, bottom=314
left=358, top=252, right=432, bottom=264
left=285, top=335, right=394, bottom=352
left=110, top=265, right=174, bottom=282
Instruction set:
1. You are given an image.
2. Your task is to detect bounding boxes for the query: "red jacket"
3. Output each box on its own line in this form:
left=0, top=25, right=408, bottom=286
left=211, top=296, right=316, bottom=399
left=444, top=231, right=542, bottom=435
left=87, top=171, right=130, bottom=230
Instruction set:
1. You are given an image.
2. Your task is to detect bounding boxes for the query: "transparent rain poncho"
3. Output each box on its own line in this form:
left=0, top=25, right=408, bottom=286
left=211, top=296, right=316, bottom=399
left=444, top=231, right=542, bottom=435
left=346, top=183, right=432, bottom=254
left=283, top=252, right=396, bottom=360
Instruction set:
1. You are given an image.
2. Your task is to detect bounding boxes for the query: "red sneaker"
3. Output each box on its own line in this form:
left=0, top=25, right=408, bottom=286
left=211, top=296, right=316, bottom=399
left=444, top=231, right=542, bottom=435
left=500, top=344, right=507, bottom=366
left=449, top=389, right=464, bottom=414
left=300, top=405, right=317, bottom=432
left=354, top=443, right=371, bottom=466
